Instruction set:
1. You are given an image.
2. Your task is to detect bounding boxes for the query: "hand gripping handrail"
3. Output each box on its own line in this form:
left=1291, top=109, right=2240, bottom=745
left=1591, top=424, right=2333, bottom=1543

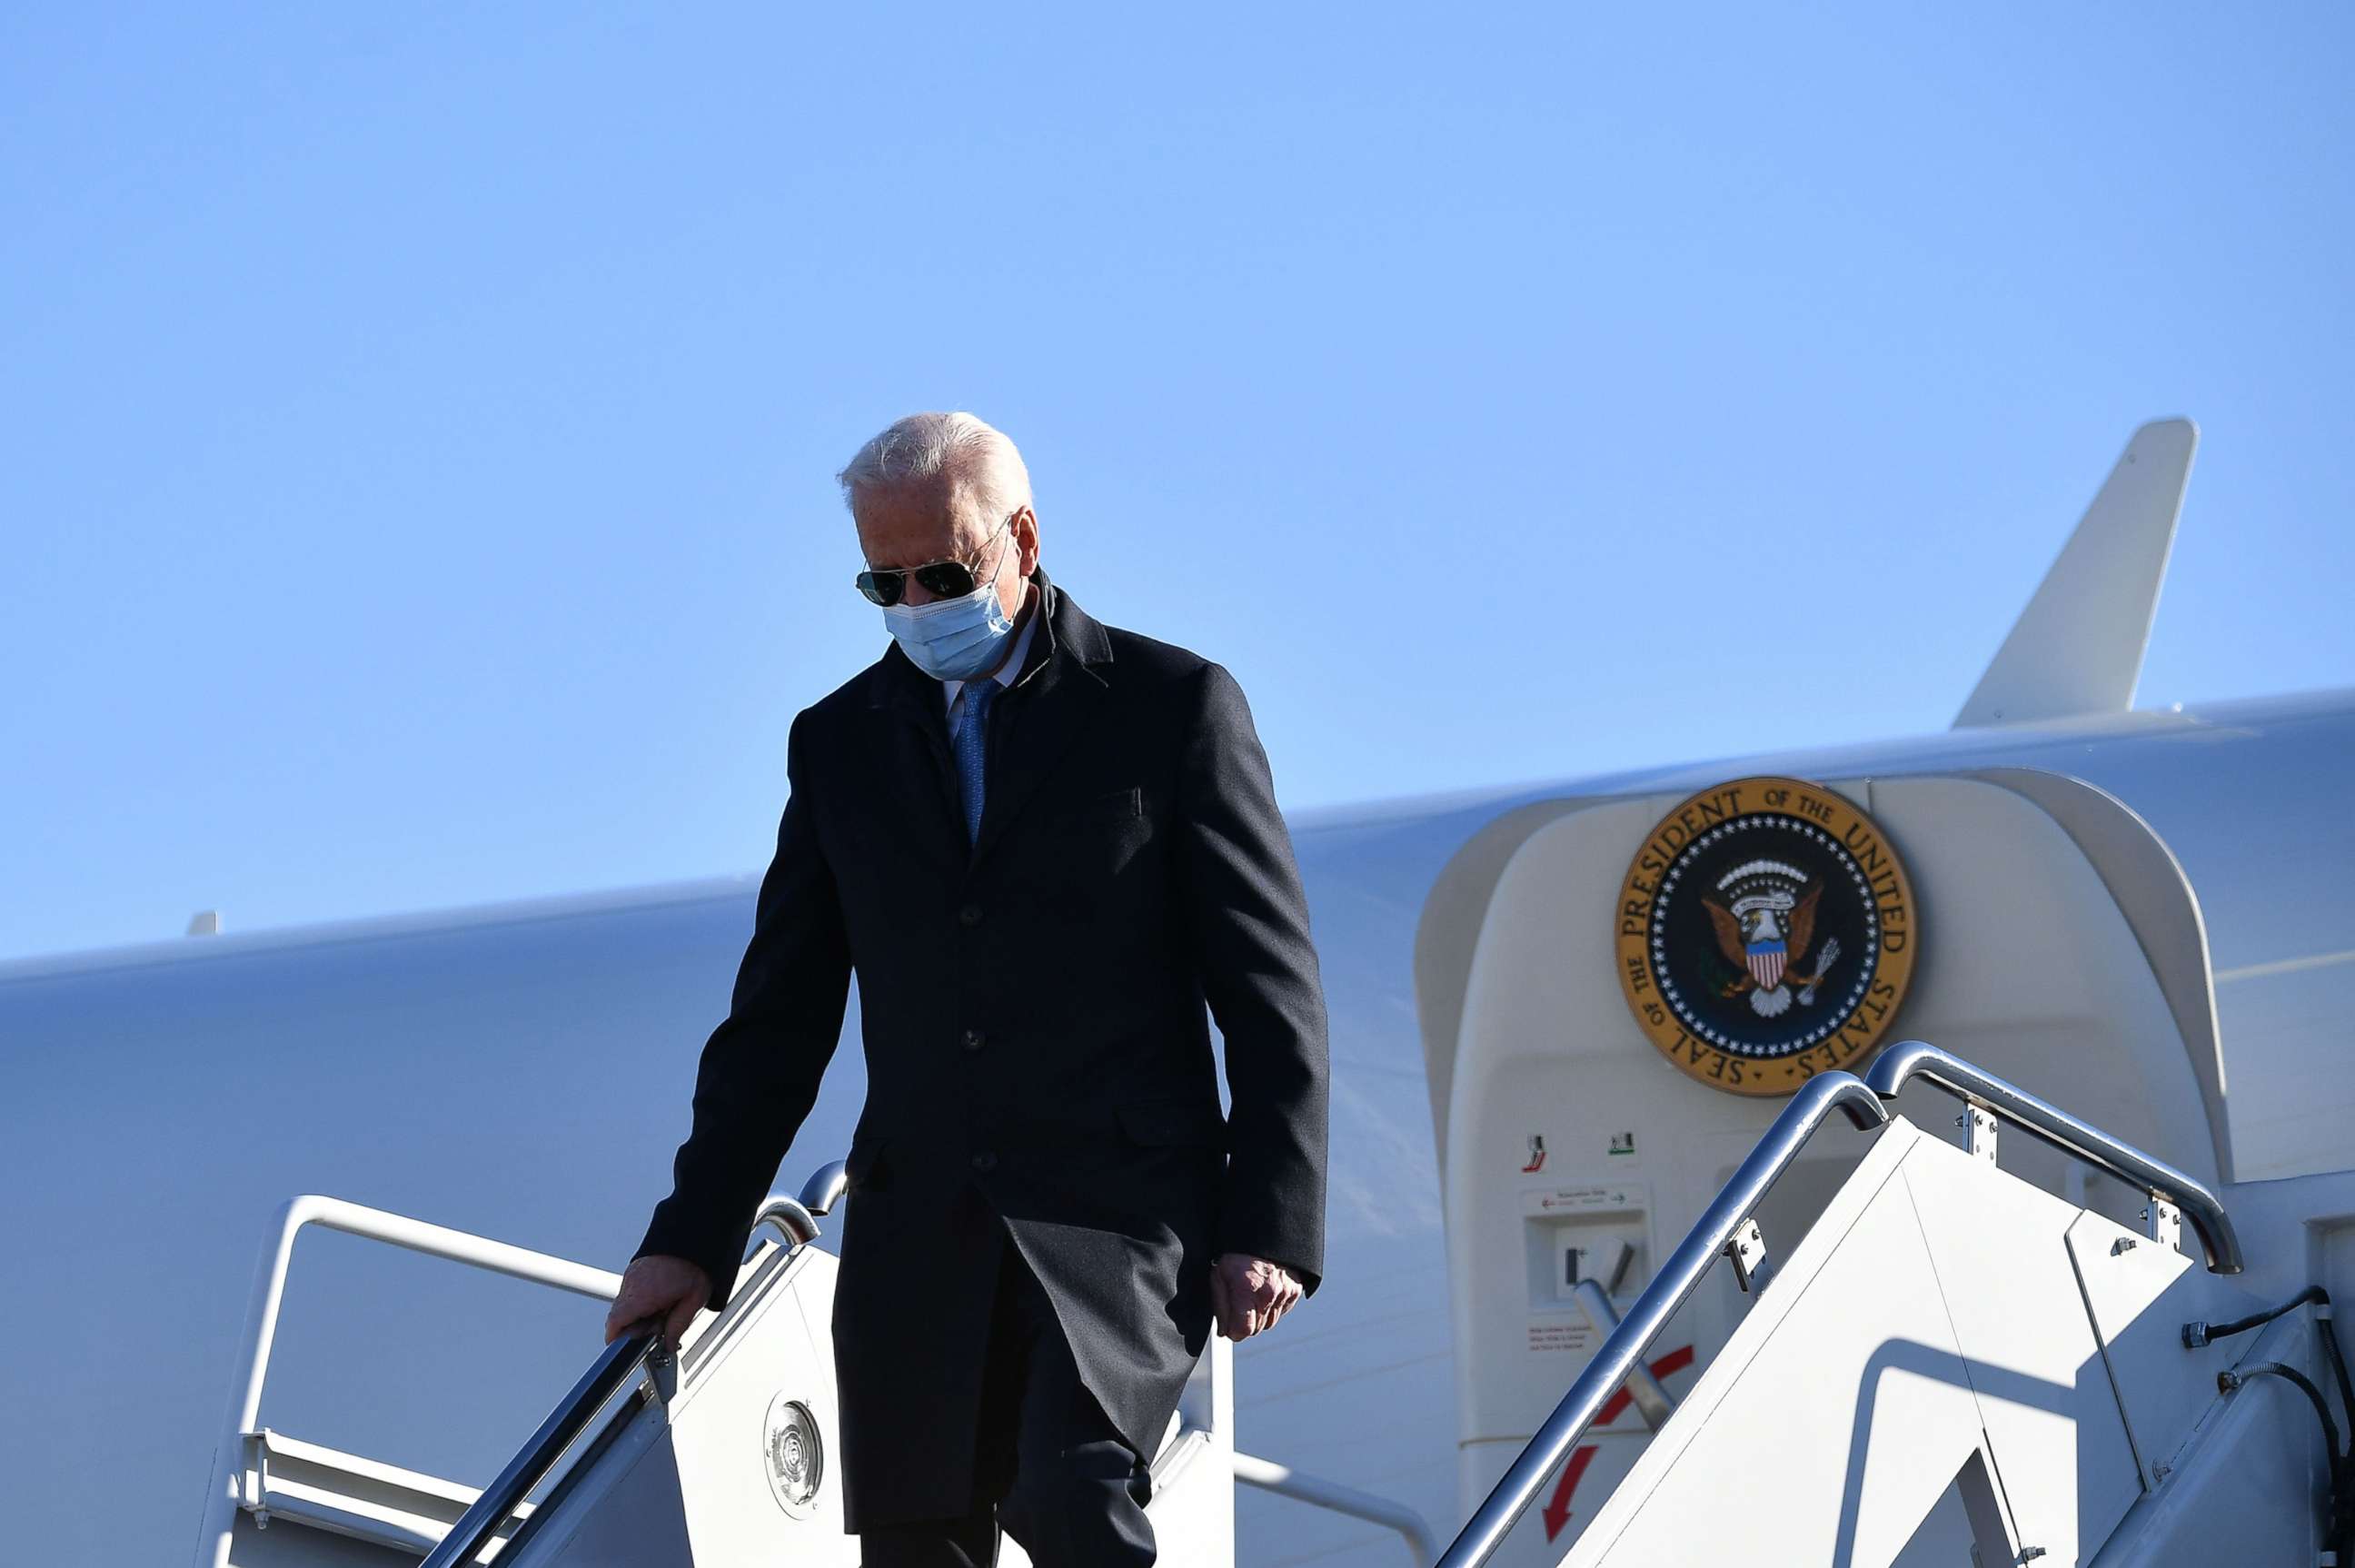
left=1433, top=1070, right=1891, bottom=1568
left=415, top=1166, right=850, bottom=1568
left=1864, top=1038, right=2243, bottom=1275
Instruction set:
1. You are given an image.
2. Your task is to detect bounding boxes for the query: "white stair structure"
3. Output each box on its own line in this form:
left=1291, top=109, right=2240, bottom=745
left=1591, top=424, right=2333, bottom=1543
left=1432, top=1044, right=2348, bottom=1568
left=193, top=1044, right=2348, bottom=1568
left=190, top=1167, right=1238, bottom=1568
left=191, top=1165, right=1434, bottom=1568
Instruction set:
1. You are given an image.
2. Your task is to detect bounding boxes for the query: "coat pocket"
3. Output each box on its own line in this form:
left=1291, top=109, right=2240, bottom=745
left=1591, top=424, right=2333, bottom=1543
left=1114, top=1097, right=1227, bottom=1148
left=1085, top=783, right=1142, bottom=816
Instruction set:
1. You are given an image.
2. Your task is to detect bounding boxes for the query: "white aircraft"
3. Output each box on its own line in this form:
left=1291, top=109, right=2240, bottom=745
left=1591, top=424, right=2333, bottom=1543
left=5, top=418, right=2350, bottom=1567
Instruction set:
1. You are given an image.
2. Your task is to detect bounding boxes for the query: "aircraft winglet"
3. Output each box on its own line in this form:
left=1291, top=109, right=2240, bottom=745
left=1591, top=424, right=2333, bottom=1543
left=1953, top=418, right=2200, bottom=729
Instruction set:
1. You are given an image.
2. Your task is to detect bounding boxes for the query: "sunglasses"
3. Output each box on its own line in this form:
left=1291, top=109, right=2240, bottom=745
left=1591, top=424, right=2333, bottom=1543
left=855, top=513, right=1018, bottom=607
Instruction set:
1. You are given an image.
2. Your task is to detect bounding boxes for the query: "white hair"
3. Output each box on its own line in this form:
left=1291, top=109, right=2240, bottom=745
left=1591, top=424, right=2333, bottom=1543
left=836, top=411, right=1034, bottom=533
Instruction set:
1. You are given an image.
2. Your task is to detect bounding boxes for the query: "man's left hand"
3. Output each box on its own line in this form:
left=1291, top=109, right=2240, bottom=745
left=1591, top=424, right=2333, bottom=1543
left=1211, top=1253, right=1303, bottom=1341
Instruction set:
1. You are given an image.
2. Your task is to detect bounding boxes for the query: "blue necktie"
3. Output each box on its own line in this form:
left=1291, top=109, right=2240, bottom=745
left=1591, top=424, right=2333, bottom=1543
left=951, top=678, right=999, bottom=842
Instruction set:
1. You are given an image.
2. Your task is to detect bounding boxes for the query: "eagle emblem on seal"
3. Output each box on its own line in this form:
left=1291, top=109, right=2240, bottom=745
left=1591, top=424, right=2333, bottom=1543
left=1703, top=859, right=1843, bottom=1019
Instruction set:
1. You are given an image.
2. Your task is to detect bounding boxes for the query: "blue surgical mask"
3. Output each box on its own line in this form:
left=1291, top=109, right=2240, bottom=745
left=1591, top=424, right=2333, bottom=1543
left=879, top=541, right=1019, bottom=680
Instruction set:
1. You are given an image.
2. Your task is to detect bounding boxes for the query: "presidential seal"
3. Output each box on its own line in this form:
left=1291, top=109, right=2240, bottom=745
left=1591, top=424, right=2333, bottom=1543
left=1615, top=776, right=1917, bottom=1096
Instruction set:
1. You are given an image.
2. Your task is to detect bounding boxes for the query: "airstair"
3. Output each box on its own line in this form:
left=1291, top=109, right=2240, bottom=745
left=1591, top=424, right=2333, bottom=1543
left=191, top=1165, right=1434, bottom=1568
left=1434, top=1042, right=2350, bottom=1568
left=194, top=1042, right=2348, bottom=1567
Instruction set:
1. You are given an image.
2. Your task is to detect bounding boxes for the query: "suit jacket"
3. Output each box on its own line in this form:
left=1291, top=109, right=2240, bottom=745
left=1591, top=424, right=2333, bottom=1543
left=631, top=565, right=1330, bottom=1530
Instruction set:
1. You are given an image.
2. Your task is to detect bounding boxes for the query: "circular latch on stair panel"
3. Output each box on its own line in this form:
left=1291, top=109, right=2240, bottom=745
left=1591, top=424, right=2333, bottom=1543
left=761, top=1392, right=824, bottom=1517
left=1615, top=776, right=1917, bottom=1097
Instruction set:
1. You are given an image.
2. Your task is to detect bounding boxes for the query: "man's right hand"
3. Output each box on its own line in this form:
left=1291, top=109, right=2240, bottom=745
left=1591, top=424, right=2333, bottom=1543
left=604, top=1254, right=712, bottom=1351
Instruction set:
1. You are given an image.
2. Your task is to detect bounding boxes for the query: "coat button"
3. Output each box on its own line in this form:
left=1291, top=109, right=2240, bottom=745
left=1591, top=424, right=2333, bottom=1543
left=962, top=1028, right=986, bottom=1052
left=970, top=1151, right=998, bottom=1172
left=958, top=903, right=983, bottom=927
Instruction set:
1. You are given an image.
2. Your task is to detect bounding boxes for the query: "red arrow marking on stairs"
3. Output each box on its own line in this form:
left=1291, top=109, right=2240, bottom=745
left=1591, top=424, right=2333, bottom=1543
left=1539, top=1345, right=1695, bottom=1542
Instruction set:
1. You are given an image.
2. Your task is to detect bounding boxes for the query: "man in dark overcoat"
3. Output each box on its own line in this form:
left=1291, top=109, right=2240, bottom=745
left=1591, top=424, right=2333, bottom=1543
left=606, top=411, right=1330, bottom=1566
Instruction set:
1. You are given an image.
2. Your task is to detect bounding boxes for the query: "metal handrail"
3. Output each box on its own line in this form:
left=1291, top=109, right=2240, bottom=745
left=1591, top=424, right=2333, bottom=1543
left=1863, top=1038, right=2243, bottom=1275
left=416, top=1326, right=665, bottom=1568
left=755, top=1195, right=820, bottom=1248
left=408, top=1158, right=854, bottom=1568
left=1233, top=1451, right=1439, bottom=1566
left=754, top=1158, right=850, bottom=1250
left=194, top=1196, right=628, bottom=1568
left=1433, top=1070, right=1891, bottom=1568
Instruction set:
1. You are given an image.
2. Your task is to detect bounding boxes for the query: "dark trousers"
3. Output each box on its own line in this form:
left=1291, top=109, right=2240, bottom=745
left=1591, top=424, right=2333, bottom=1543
left=859, top=1213, right=1157, bottom=1567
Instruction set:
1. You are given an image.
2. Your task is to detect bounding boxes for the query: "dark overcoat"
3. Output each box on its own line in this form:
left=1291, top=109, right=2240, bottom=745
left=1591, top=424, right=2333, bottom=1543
left=632, top=566, right=1330, bottom=1531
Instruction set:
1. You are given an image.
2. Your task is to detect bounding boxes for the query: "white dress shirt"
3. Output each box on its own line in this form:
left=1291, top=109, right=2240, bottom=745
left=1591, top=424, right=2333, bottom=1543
left=942, top=597, right=1041, bottom=728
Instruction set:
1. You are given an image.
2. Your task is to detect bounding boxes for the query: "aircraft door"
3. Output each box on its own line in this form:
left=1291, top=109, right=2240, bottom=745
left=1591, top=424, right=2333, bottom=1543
left=1423, top=770, right=2225, bottom=1564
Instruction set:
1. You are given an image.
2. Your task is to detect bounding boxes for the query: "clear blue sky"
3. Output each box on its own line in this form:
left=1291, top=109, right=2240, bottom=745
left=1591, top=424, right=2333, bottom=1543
left=4, top=6, right=2350, bottom=962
